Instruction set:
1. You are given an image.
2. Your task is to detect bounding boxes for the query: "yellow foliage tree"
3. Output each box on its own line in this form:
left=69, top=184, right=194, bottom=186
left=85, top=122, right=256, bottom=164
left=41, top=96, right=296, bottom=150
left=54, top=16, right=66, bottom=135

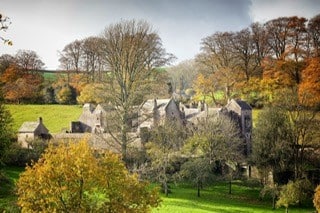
left=77, top=83, right=107, bottom=104
left=16, top=139, right=161, bottom=212
left=193, top=73, right=222, bottom=105
left=314, top=185, right=320, bottom=212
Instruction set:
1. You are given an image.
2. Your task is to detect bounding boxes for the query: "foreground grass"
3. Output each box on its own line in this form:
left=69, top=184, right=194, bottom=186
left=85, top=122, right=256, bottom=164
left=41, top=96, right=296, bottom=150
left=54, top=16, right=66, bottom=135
left=153, top=183, right=314, bottom=213
left=0, top=167, right=314, bottom=212
left=0, top=167, right=24, bottom=212
left=7, top=104, right=83, bottom=133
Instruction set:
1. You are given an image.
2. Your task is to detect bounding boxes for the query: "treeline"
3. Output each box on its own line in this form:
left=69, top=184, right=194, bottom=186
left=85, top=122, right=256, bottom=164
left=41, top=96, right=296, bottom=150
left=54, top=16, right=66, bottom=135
left=1, top=14, right=320, bottom=107
left=0, top=43, right=169, bottom=105
left=169, top=14, right=320, bottom=109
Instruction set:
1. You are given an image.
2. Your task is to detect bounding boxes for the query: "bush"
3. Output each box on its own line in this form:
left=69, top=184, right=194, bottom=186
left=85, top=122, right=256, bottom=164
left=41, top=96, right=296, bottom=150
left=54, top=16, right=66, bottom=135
left=3, top=140, right=47, bottom=167
left=276, top=179, right=313, bottom=212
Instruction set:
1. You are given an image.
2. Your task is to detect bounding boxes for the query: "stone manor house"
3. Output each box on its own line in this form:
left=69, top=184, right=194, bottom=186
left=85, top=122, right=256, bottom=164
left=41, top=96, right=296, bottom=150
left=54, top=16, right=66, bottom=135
left=18, top=98, right=252, bottom=156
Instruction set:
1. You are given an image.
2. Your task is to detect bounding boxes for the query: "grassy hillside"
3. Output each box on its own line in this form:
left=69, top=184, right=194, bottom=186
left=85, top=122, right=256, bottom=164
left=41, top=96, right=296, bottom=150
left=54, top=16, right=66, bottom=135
left=7, top=104, right=83, bottom=133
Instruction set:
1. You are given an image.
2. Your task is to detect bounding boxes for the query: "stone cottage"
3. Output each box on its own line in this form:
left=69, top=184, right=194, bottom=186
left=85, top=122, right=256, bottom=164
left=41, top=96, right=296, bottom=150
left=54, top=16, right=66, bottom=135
left=18, top=117, right=51, bottom=148
left=71, top=103, right=112, bottom=133
left=224, top=99, right=252, bottom=156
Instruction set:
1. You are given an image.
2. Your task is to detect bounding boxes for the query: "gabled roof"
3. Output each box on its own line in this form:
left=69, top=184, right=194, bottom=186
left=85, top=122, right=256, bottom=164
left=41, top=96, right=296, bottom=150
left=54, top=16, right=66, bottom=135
left=19, top=122, right=40, bottom=133
left=234, top=100, right=252, bottom=110
left=18, top=118, right=49, bottom=133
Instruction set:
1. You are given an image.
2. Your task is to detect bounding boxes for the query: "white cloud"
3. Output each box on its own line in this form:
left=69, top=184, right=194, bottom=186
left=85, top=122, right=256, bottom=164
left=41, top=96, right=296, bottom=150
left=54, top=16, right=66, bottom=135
left=249, top=0, right=320, bottom=23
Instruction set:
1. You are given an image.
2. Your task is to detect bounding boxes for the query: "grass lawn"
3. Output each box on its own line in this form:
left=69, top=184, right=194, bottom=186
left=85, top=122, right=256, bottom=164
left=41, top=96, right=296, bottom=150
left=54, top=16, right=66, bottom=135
left=153, top=183, right=314, bottom=213
left=7, top=104, right=83, bottom=133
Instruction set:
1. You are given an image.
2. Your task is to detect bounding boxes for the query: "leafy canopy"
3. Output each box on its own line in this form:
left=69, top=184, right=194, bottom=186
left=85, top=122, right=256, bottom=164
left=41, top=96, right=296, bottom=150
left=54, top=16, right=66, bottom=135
left=16, top=139, right=161, bottom=212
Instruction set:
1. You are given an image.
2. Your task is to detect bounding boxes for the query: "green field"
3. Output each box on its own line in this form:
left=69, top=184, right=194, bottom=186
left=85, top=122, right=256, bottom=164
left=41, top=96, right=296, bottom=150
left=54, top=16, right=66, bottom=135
left=7, top=104, right=83, bottom=133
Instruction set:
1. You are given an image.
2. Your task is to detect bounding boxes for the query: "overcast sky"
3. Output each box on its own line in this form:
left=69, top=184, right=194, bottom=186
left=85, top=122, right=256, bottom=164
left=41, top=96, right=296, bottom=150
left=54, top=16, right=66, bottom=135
left=1, top=0, right=320, bottom=70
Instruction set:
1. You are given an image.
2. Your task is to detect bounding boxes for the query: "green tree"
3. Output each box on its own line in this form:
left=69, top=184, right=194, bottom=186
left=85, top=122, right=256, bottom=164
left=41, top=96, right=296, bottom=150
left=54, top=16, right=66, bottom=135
left=146, top=120, right=186, bottom=196
left=16, top=139, right=161, bottom=212
left=260, top=183, right=280, bottom=210
left=276, top=181, right=300, bottom=213
left=276, top=179, right=312, bottom=213
left=252, top=107, right=294, bottom=184
left=185, top=115, right=243, bottom=194
left=178, top=157, right=214, bottom=197
left=274, top=89, right=320, bottom=179
left=0, top=89, right=13, bottom=166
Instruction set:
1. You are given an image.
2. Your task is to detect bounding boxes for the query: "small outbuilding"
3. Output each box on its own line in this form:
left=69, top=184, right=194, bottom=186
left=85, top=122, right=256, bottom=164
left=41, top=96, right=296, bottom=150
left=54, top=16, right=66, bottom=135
left=17, top=117, right=51, bottom=148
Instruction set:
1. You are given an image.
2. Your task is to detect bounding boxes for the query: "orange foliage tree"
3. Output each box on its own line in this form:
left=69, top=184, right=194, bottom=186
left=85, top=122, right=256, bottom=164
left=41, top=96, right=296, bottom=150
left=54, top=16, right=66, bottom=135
left=16, top=139, right=161, bottom=212
left=0, top=65, right=43, bottom=103
left=298, top=57, right=320, bottom=107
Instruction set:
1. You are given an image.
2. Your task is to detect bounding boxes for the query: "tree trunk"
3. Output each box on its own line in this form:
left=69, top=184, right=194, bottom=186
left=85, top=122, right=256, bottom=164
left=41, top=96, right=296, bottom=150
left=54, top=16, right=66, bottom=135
left=163, top=181, right=168, bottom=197
left=197, top=181, right=201, bottom=197
left=272, top=194, right=275, bottom=209
left=121, top=113, right=128, bottom=165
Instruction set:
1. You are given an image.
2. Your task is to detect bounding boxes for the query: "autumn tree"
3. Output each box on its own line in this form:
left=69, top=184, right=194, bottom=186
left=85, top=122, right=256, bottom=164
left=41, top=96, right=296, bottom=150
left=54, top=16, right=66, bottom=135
left=0, top=64, right=43, bottom=103
left=77, top=83, right=107, bottom=104
left=16, top=139, right=161, bottom=212
left=193, top=72, right=221, bottom=105
left=298, top=57, right=320, bottom=107
left=0, top=54, right=15, bottom=74
left=314, top=185, right=320, bottom=212
left=56, top=84, right=77, bottom=104
left=100, top=19, right=173, bottom=164
left=197, top=32, right=242, bottom=103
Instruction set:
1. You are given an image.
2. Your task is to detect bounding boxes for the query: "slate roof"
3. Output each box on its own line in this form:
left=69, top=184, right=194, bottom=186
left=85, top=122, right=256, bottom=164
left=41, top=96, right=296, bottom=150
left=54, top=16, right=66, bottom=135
left=234, top=100, right=252, bottom=110
left=18, top=122, right=40, bottom=133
